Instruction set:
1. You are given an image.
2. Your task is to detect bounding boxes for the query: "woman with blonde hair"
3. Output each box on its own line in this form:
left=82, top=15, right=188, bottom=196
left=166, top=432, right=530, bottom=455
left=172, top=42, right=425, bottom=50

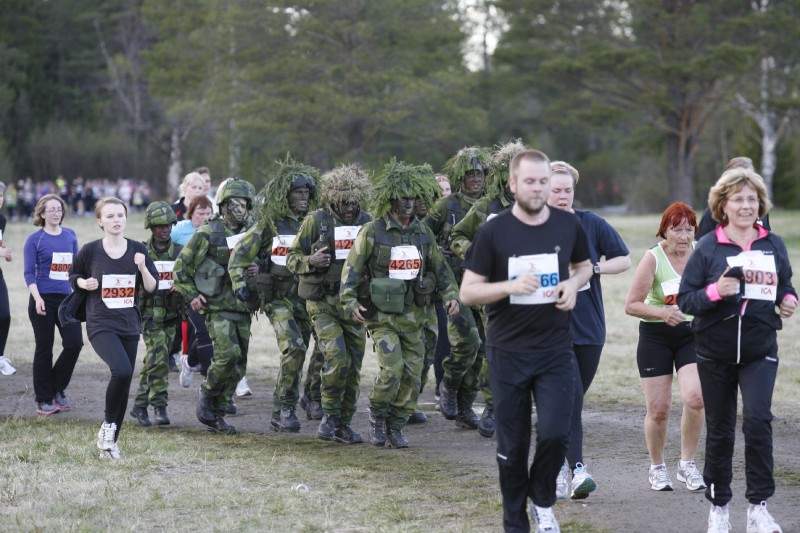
left=171, top=172, right=206, bottom=220
left=24, top=194, right=83, bottom=414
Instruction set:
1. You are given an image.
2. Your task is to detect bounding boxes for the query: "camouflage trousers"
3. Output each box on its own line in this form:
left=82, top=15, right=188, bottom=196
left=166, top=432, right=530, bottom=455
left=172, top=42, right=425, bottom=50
left=367, top=304, right=430, bottom=431
left=306, top=295, right=366, bottom=425
left=202, top=311, right=252, bottom=417
left=442, top=305, right=485, bottom=410
left=267, top=297, right=324, bottom=417
left=134, top=319, right=179, bottom=408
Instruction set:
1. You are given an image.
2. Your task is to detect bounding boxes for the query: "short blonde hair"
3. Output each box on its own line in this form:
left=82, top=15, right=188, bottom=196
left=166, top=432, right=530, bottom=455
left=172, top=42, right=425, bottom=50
left=550, top=161, right=580, bottom=186
left=708, top=168, right=771, bottom=223
left=33, top=194, right=68, bottom=227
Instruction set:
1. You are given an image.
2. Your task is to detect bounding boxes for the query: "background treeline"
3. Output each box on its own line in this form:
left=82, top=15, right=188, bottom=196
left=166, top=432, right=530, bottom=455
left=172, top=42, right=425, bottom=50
left=1, top=0, right=798, bottom=211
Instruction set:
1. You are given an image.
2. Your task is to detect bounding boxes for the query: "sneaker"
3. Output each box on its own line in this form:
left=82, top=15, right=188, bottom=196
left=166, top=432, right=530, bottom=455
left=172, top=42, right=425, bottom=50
left=570, top=462, right=596, bottom=500
left=99, top=442, right=121, bottom=460
left=53, top=391, right=72, bottom=410
left=179, top=355, right=193, bottom=388
left=530, top=504, right=561, bottom=533
left=747, top=501, right=782, bottom=533
left=36, top=402, right=61, bottom=416
left=96, top=422, right=117, bottom=451
left=708, top=504, right=731, bottom=533
left=168, top=352, right=180, bottom=373
left=555, top=462, right=569, bottom=499
left=129, top=405, right=152, bottom=427
left=649, top=464, right=674, bottom=491
left=235, top=377, right=252, bottom=397
left=0, top=355, right=16, bottom=376
left=677, top=460, right=706, bottom=491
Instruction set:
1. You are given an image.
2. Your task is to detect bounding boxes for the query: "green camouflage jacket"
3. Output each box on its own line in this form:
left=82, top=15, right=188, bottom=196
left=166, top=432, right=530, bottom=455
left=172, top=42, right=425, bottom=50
left=450, top=189, right=514, bottom=259
left=140, top=237, right=183, bottom=323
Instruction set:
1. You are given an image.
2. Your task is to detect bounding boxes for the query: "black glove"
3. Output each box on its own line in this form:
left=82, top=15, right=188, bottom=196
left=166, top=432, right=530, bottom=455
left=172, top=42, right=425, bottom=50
left=235, top=287, right=251, bottom=302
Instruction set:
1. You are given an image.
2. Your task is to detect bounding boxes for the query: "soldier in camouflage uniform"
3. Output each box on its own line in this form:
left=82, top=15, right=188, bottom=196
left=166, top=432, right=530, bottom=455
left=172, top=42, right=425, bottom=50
left=174, top=178, right=258, bottom=434
left=286, top=164, right=372, bottom=444
left=450, top=139, right=529, bottom=438
left=341, top=159, right=460, bottom=448
left=229, top=155, right=325, bottom=433
left=130, top=202, right=184, bottom=427
left=423, top=146, right=489, bottom=431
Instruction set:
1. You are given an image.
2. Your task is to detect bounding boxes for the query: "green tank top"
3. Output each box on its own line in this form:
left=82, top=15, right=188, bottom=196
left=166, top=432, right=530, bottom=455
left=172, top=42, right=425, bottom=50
left=642, top=242, right=693, bottom=323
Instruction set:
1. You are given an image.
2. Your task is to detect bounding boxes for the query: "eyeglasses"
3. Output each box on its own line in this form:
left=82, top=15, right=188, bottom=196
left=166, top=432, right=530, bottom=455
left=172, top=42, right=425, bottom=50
left=45, top=208, right=63, bottom=214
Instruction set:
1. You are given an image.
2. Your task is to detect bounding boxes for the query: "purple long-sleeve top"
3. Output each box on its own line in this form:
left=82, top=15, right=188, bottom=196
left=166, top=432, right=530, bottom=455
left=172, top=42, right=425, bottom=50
left=24, top=227, right=79, bottom=295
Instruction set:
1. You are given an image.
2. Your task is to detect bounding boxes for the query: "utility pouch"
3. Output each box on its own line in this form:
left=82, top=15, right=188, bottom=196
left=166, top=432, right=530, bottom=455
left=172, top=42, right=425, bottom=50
left=412, top=272, right=436, bottom=307
left=323, top=262, right=344, bottom=295
left=273, top=276, right=295, bottom=299
left=298, top=272, right=325, bottom=301
left=369, top=277, right=407, bottom=314
left=194, top=257, right=225, bottom=298
left=165, top=291, right=184, bottom=313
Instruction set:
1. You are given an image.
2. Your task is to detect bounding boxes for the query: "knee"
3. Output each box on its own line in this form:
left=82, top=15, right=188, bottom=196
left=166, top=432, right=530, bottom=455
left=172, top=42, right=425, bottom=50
left=683, top=390, right=704, bottom=412
left=647, top=402, right=671, bottom=423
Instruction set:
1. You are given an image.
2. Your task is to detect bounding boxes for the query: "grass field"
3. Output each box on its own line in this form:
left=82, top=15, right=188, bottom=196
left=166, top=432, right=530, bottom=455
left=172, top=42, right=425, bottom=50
left=1, top=208, right=799, bottom=531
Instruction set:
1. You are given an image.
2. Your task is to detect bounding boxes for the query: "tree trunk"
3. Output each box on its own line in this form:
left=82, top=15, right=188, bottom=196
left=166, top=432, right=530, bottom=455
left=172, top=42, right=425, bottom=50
left=167, top=127, right=182, bottom=200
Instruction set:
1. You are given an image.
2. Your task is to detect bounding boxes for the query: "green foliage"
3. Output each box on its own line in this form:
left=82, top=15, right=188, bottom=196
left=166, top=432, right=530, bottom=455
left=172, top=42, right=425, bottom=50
left=253, top=154, right=321, bottom=222
left=442, top=146, right=491, bottom=190
left=369, top=158, right=439, bottom=218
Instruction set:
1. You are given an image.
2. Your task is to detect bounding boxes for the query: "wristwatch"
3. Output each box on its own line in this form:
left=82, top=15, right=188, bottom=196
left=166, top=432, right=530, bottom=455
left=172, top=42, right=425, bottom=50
left=593, top=263, right=601, bottom=275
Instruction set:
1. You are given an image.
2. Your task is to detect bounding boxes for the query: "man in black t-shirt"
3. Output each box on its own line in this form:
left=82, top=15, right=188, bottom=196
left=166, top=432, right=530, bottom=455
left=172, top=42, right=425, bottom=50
left=461, top=150, right=592, bottom=533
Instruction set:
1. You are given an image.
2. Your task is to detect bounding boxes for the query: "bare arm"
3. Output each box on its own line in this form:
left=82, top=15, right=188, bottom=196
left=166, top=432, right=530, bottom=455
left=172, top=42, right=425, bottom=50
left=460, top=269, right=540, bottom=306
left=624, top=251, right=684, bottom=324
left=597, top=255, right=631, bottom=275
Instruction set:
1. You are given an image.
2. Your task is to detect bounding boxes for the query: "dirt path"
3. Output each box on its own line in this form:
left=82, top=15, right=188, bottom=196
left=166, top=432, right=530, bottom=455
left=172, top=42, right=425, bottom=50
left=3, top=359, right=799, bottom=532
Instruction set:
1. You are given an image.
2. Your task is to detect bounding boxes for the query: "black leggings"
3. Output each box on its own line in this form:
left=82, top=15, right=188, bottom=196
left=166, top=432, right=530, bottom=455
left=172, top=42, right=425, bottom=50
left=29, top=294, right=84, bottom=403
left=0, top=270, right=10, bottom=355
left=90, top=332, right=139, bottom=441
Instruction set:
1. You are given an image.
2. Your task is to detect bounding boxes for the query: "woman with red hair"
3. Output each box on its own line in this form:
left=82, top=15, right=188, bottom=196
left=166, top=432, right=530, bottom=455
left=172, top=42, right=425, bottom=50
left=624, top=202, right=705, bottom=493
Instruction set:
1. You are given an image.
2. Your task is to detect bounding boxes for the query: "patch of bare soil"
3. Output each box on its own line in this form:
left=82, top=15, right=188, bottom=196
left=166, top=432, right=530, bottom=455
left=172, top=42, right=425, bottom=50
left=2, top=359, right=799, bottom=532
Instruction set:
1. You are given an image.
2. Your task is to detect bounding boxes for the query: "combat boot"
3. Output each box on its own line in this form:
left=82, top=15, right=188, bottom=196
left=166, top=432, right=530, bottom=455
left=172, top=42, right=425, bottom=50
left=317, top=414, right=338, bottom=441
left=269, top=412, right=281, bottom=432
left=455, top=408, right=480, bottom=430
left=333, top=422, right=364, bottom=444
left=226, top=397, right=237, bottom=415
left=196, top=388, right=216, bottom=425
left=439, top=384, right=459, bottom=420
left=478, top=408, right=495, bottom=438
left=368, top=413, right=387, bottom=447
left=207, top=416, right=237, bottom=435
left=280, top=407, right=301, bottom=432
left=300, top=396, right=324, bottom=420
left=386, top=427, right=409, bottom=448
left=130, top=405, right=151, bottom=427
left=153, top=406, right=170, bottom=426
left=407, top=410, right=428, bottom=424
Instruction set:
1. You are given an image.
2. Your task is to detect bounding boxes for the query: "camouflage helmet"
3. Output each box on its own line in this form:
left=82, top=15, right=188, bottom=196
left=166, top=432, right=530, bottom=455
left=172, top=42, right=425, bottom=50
left=144, top=201, right=177, bottom=229
left=215, top=177, right=256, bottom=208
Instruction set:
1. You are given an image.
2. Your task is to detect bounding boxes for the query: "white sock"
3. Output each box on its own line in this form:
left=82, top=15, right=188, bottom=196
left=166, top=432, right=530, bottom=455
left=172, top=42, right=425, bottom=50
left=679, top=459, right=694, bottom=468
left=650, top=463, right=666, bottom=471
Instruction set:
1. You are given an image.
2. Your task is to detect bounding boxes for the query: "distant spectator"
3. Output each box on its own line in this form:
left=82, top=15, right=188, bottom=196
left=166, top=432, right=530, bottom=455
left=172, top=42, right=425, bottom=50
left=171, top=172, right=205, bottom=220
left=436, top=174, right=451, bottom=197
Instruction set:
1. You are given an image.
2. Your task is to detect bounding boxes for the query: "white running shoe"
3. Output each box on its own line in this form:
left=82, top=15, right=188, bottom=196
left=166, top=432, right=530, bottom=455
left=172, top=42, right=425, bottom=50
left=708, top=504, right=731, bottom=533
left=0, top=355, right=17, bottom=376
left=96, top=422, right=117, bottom=452
left=99, top=442, right=121, bottom=460
left=747, top=501, right=782, bottom=533
left=570, top=462, right=597, bottom=500
left=530, top=504, right=560, bottom=533
left=649, top=464, right=674, bottom=491
left=677, top=460, right=706, bottom=491
left=555, top=462, right=569, bottom=499
left=179, top=355, right=193, bottom=388
left=235, top=377, right=252, bottom=397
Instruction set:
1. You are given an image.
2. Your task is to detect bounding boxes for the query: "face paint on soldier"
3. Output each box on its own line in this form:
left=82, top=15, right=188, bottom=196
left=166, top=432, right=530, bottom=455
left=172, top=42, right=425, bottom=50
left=287, top=186, right=310, bottom=216
left=151, top=223, right=173, bottom=248
left=333, top=201, right=359, bottom=224
left=391, top=197, right=416, bottom=225
left=463, top=169, right=485, bottom=198
left=414, top=198, right=428, bottom=218
left=224, top=197, right=249, bottom=227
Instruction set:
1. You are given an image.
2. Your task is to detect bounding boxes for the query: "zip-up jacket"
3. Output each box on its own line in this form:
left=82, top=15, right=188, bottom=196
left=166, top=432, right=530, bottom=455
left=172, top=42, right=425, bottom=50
left=677, top=225, right=796, bottom=364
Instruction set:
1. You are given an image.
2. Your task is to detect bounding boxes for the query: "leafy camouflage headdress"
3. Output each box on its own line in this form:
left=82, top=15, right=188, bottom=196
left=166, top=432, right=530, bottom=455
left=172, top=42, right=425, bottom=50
left=370, top=158, right=440, bottom=218
left=441, top=146, right=491, bottom=191
left=487, top=139, right=530, bottom=197
left=253, top=154, right=320, bottom=221
left=319, top=163, right=372, bottom=208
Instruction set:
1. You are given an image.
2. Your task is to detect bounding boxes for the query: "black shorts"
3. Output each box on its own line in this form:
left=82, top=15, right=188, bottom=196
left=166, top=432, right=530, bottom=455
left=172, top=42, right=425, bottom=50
left=636, top=321, right=696, bottom=378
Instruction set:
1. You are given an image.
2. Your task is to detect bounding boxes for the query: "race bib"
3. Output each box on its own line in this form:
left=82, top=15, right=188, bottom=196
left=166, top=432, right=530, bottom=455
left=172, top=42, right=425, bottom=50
left=508, top=253, right=560, bottom=305
left=270, top=235, right=294, bottom=266
left=154, top=261, right=175, bottom=290
left=226, top=233, right=246, bottom=254
left=49, top=252, right=73, bottom=280
left=334, top=226, right=360, bottom=260
left=101, top=274, right=136, bottom=309
left=727, top=251, right=777, bottom=302
left=661, top=278, right=680, bottom=306
left=388, top=245, right=422, bottom=280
